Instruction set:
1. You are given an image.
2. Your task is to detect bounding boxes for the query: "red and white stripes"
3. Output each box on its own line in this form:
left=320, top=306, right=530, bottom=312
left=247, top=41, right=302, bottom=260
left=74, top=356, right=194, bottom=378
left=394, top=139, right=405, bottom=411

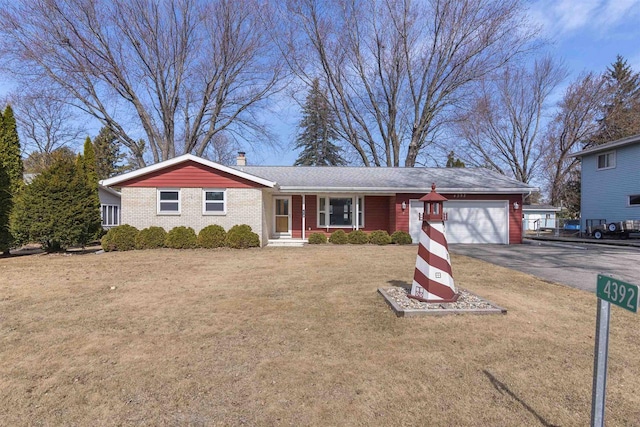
left=410, top=221, right=458, bottom=302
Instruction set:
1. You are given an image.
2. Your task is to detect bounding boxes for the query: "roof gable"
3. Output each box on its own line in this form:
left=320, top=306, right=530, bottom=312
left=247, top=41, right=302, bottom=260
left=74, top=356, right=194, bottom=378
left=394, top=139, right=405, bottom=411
left=100, top=154, right=276, bottom=188
left=572, top=133, right=640, bottom=158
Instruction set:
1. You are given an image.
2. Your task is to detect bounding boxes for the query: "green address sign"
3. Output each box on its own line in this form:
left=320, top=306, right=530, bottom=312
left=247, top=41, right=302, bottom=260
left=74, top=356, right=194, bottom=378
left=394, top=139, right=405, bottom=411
left=597, top=274, right=639, bottom=313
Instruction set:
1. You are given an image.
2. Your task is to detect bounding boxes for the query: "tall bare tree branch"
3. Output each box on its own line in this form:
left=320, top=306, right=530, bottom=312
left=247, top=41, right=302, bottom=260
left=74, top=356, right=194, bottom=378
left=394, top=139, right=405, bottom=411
left=542, top=72, right=607, bottom=206
left=4, top=89, right=85, bottom=155
left=454, top=57, right=566, bottom=183
left=0, top=0, right=287, bottom=167
left=285, top=0, right=538, bottom=166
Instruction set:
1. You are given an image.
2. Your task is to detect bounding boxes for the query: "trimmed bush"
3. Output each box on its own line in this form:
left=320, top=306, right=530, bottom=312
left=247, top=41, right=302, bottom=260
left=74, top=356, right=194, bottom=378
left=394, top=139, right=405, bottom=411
left=369, top=230, right=392, bottom=245
left=307, top=232, right=327, bottom=244
left=135, top=226, right=167, bottom=249
left=329, top=229, right=348, bottom=244
left=165, top=226, right=197, bottom=249
left=198, top=224, right=227, bottom=248
left=101, top=224, right=139, bottom=252
left=391, top=230, right=413, bottom=245
left=348, top=230, right=369, bottom=244
left=225, top=224, right=260, bottom=249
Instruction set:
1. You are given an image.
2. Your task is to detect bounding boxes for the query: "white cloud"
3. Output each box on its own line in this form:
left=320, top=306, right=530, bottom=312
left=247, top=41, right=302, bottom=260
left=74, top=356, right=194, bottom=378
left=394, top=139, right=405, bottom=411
left=528, top=0, right=640, bottom=38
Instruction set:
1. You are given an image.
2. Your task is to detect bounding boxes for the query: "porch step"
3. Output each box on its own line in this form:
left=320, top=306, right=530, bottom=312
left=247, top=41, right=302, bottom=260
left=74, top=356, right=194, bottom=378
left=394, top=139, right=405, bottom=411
left=267, top=239, right=306, bottom=247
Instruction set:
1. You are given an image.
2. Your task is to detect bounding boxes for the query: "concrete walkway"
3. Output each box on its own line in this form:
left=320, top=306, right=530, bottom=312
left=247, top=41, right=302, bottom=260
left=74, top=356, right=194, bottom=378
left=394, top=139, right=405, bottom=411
left=450, top=242, right=640, bottom=293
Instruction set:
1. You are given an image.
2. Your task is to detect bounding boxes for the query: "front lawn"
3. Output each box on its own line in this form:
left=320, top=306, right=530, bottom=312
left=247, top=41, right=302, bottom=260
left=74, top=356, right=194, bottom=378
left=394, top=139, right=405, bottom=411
left=1, top=245, right=639, bottom=425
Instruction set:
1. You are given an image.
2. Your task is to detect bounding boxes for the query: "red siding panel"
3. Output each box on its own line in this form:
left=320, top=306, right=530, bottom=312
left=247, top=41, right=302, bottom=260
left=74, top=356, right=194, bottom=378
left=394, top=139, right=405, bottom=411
left=119, top=160, right=265, bottom=188
left=388, top=195, right=397, bottom=233
left=292, top=195, right=303, bottom=238
left=300, top=196, right=392, bottom=236
left=363, top=196, right=391, bottom=232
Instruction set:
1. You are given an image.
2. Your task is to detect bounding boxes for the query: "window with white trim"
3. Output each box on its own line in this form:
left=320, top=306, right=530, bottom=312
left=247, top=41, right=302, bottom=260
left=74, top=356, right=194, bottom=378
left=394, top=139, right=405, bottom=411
left=203, top=189, right=226, bottom=214
left=101, top=205, right=120, bottom=226
left=318, top=196, right=364, bottom=228
left=596, top=151, right=616, bottom=170
left=157, top=189, right=180, bottom=214
left=629, top=195, right=640, bottom=206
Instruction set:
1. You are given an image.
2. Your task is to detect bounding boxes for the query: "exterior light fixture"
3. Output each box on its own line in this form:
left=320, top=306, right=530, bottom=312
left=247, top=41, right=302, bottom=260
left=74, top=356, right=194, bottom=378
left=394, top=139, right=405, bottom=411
left=401, top=201, right=407, bottom=212
left=513, top=202, right=520, bottom=210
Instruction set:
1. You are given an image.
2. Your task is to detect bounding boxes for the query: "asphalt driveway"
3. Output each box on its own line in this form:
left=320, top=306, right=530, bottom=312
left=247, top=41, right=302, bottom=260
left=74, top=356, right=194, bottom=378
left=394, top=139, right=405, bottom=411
left=450, top=242, right=640, bottom=293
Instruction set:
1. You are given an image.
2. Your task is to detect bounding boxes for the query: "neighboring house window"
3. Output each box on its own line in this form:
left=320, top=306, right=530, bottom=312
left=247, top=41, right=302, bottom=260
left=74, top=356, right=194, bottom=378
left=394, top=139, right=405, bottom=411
left=318, top=196, right=364, bottom=228
left=596, top=151, right=616, bottom=170
left=203, top=189, right=226, bottom=214
left=101, top=205, right=120, bottom=227
left=629, top=195, right=640, bottom=206
left=158, top=189, right=180, bottom=214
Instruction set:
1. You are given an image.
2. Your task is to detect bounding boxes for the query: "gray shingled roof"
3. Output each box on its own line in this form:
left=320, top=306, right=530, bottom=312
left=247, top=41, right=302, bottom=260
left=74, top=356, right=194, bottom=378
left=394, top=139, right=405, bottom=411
left=571, top=133, right=640, bottom=158
left=232, top=166, right=536, bottom=194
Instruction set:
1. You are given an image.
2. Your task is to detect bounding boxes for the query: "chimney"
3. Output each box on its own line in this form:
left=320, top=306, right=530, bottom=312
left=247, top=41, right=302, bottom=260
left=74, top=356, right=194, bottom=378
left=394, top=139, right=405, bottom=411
left=236, top=151, right=246, bottom=166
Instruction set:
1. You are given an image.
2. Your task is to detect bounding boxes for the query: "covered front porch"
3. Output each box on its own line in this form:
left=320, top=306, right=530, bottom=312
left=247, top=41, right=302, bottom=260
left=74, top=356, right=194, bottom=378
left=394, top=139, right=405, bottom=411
left=264, top=194, right=399, bottom=243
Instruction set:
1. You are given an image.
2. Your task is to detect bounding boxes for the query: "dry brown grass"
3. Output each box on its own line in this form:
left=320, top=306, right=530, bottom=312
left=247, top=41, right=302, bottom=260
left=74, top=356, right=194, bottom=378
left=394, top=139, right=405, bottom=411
left=1, top=245, right=640, bottom=426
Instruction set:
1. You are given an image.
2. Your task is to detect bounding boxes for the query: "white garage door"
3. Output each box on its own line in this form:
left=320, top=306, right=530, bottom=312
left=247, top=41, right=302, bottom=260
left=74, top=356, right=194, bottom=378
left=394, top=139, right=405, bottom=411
left=409, top=200, right=509, bottom=244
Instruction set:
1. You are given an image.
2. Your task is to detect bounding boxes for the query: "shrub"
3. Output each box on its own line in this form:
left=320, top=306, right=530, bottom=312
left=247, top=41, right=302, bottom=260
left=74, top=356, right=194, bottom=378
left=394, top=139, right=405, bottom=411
left=198, top=224, right=227, bottom=248
left=369, top=230, right=392, bottom=245
left=101, top=224, right=139, bottom=252
left=307, top=232, right=327, bottom=244
left=391, top=230, right=413, bottom=245
left=165, top=226, right=197, bottom=249
left=135, top=226, right=167, bottom=249
left=225, top=224, right=260, bottom=249
left=348, top=230, right=369, bottom=244
left=11, top=154, right=102, bottom=251
left=329, top=229, right=348, bottom=244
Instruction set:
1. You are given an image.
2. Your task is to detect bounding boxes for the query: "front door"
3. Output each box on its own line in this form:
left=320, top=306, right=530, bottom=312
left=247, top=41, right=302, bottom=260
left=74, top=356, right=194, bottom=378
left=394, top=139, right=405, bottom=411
left=274, top=197, right=291, bottom=237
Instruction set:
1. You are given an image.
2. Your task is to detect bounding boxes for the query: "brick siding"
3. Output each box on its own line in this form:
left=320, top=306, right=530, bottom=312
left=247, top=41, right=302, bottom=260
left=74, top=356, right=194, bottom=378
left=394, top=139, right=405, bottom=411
left=121, top=187, right=264, bottom=244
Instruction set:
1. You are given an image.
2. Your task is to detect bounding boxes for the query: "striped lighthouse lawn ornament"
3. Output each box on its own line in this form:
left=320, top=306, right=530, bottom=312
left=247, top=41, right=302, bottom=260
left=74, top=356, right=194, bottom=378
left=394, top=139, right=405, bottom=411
left=409, top=183, right=459, bottom=303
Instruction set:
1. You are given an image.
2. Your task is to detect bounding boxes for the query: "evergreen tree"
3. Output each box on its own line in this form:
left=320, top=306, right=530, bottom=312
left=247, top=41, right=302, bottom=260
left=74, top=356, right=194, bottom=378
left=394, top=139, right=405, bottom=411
left=0, top=105, right=24, bottom=196
left=11, top=155, right=102, bottom=251
left=445, top=151, right=466, bottom=168
left=93, top=127, right=128, bottom=180
left=294, top=79, right=346, bottom=166
left=0, top=164, right=11, bottom=252
left=590, top=56, right=640, bottom=145
left=23, top=147, right=77, bottom=174
left=0, top=105, right=24, bottom=252
left=82, top=136, right=99, bottom=191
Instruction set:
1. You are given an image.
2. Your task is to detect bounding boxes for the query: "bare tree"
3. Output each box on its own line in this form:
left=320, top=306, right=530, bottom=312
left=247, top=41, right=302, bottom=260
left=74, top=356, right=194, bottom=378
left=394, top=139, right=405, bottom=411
left=454, top=57, right=566, bottom=183
left=0, top=0, right=286, bottom=167
left=542, top=72, right=607, bottom=207
left=201, top=133, right=241, bottom=166
left=5, top=89, right=85, bottom=155
left=284, top=0, right=537, bottom=167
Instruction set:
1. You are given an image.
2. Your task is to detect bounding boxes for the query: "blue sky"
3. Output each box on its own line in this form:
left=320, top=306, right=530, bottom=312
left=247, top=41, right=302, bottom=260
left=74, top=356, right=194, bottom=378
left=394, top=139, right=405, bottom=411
left=2, top=0, right=640, bottom=166
left=263, top=0, right=640, bottom=166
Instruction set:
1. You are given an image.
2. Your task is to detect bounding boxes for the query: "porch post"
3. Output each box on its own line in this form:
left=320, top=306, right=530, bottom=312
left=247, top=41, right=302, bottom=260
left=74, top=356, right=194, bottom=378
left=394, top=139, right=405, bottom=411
left=302, top=194, right=306, bottom=240
left=355, top=196, right=359, bottom=230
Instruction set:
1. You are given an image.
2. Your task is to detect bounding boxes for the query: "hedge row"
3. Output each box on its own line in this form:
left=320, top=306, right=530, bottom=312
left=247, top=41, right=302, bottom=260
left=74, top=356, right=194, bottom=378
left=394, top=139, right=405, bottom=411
left=101, top=224, right=260, bottom=252
left=308, top=230, right=412, bottom=245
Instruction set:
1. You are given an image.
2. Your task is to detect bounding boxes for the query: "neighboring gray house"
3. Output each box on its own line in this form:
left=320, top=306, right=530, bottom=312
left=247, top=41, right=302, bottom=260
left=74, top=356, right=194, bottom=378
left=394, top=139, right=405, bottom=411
left=522, top=205, right=561, bottom=231
left=572, top=133, right=640, bottom=231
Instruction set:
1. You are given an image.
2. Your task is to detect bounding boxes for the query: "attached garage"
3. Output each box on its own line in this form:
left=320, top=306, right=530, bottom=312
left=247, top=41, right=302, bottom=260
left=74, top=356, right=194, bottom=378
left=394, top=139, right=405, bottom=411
left=102, top=154, right=535, bottom=246
left=409, top=200, right=509, bottom=244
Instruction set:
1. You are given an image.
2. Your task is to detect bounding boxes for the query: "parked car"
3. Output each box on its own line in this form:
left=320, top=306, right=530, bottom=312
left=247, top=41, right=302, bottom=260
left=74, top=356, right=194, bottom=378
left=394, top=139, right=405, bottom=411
left=563, top=220, right=580, bottom=231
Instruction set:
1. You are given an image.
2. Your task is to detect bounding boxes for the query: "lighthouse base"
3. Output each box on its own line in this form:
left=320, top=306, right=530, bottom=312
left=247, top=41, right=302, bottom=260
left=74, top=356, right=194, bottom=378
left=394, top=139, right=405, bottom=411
left=407, top=292, right=460, bottom=304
